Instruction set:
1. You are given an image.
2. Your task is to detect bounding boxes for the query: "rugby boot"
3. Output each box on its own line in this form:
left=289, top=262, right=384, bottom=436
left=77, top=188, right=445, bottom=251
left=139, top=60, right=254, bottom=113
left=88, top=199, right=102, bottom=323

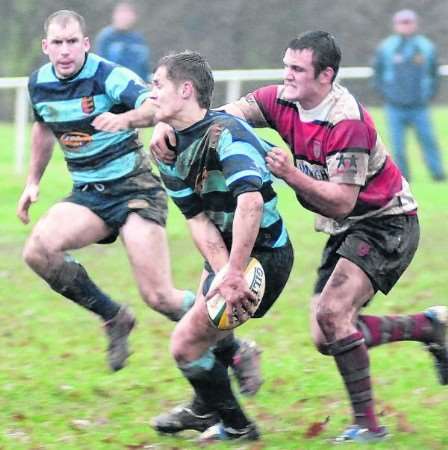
left=152, top=400, right=219, bottom=434
left=230, top=340, right=263, bottom=396
left=424, top=305, right=448, bottom=385
left=198, top=422, right=260, bottom=443
left=104, top=305, right=136, bottom=371
left=333, top=425, right=389, bottom=443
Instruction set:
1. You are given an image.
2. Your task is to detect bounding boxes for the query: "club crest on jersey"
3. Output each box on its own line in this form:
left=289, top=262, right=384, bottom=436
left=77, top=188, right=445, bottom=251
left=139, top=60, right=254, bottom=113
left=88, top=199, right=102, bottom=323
left=312, top=140, right=322, bottom=159
left=81, top=96, right=95, bottom=114
left=357, top=241, right=371, bottom=257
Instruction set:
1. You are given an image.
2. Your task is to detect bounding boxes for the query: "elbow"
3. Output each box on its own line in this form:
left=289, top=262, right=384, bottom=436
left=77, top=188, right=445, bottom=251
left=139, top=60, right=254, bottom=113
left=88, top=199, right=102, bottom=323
left=332, top=200, right=355, bottom=220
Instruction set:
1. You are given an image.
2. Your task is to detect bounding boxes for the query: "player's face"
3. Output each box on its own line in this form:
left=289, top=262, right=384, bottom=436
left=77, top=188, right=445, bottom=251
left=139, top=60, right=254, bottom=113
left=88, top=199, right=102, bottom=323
left=150, top=66, right=184, bottom=125
left=42, top=19, right=90, bottom=79
left=282, top=48, right=332, bottom=109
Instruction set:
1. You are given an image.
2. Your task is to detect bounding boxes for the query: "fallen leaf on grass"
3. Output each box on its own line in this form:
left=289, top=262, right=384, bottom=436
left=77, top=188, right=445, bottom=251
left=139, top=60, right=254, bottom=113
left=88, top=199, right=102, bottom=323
left=70, top=419, right=92, bottom=430
left=396, top=412, right=415, bottom=433
left=378, top=402, right=395, bottom=416
left=304, top=416, right=330, bottom=438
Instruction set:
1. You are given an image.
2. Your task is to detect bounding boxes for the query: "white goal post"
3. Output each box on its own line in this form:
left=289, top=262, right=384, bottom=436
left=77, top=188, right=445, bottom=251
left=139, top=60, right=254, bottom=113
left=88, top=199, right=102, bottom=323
left=3, top=65, right=448, bottom=174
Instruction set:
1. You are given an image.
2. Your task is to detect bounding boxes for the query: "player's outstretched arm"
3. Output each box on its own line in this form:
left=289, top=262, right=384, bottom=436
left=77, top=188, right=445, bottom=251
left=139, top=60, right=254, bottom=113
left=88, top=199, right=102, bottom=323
left=17, top=122, right=55, bottom=224
left=150, top=100, right=251, bottom=163
left=92, top=99, right=157, bottom=132
left=267, top=147, right=360, bottom=219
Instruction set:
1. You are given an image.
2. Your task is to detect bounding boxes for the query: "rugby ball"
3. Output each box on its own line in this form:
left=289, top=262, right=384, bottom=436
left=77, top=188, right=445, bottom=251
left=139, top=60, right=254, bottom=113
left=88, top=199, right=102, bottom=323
left=206, top=257, right=265, bottom=330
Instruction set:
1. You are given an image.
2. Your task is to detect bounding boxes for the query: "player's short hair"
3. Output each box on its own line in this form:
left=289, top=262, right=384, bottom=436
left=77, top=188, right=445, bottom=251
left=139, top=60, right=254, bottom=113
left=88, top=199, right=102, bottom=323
left=156, top=51, right=214, bottom=109
left=44, top=10, right=87, bottom=37
left=287, top=31, right=341, bottom=81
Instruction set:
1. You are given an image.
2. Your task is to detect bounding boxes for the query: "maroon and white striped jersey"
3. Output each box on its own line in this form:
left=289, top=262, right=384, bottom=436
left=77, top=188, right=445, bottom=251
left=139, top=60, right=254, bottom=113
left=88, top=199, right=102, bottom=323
left=234, top=83, right=417, bottom=235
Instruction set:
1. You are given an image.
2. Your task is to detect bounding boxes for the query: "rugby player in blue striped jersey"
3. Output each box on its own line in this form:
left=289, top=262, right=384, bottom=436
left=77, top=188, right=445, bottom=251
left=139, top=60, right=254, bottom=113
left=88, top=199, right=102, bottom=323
left=143, top=51, right=294, bottom=443
left=17, top=10, right=198, bottom=372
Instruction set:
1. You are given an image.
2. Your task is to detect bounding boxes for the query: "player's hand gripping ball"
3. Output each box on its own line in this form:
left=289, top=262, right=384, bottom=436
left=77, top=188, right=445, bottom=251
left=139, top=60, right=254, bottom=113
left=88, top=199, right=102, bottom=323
left=206, top=257, right=265, bottom=330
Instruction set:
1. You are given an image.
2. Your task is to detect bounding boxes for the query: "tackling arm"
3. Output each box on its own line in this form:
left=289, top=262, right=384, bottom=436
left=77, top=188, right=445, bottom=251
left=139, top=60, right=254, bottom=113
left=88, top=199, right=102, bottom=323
left=92, top=98, right=157, bottom=132
left=266, top=147, right=359, bottom=219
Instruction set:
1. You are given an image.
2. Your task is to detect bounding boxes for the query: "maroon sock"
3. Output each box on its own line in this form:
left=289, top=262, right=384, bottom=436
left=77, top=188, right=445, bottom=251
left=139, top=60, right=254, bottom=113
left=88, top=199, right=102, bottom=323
left=328, top=332, right=380, bottom=432
left=357, top=313, right=434, bottom=348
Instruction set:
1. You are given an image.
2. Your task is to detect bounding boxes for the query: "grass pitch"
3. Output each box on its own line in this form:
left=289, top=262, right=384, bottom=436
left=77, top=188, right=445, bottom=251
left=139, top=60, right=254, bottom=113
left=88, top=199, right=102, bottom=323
left=0, top=109, right=448, bottom=449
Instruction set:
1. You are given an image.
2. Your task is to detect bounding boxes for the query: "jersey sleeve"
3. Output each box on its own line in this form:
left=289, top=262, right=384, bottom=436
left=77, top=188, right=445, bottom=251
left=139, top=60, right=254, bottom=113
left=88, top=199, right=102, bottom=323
left=158, top=162, right=203, bottom=219
left=230, top=85, right=280, bottom=128
left=217, top=129, right=263, bottom=197
left=27, top=72, right=44, bottom=122
left=104, top=66, right=150, bottom=109
left=325, top=119, right=373, bottom=186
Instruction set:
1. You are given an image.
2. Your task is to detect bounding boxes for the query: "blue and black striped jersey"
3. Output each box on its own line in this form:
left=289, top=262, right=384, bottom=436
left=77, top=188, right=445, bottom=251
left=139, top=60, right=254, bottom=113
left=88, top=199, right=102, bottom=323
left=28, top=53, right=150, bottom=185
left=158, top=110, right=289, bottom=250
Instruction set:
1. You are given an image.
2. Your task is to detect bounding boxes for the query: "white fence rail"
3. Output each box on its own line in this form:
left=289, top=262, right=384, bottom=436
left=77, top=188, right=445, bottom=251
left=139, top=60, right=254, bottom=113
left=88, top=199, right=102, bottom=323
left=3, top=65, right=448, bottom=174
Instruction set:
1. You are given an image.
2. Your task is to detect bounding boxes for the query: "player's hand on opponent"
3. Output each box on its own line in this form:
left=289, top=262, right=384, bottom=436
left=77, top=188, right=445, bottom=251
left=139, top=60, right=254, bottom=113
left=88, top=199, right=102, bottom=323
left=17, top=184, right=40, bottom=224
left=266, top=147, right=294, bottom=180
left=92, top=112, right=130, bottom=132
left=206, top=267, right=258, bottom=324
left=149, top=122, right=176, bottom=163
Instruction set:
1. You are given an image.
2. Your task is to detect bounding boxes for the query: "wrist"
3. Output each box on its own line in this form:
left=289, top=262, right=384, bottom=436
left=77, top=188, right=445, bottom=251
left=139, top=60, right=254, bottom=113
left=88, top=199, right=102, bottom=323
left=26, top=178, right=39, bottom=187
left=121, top=112, right=134, bottom=129
left=283, top=165, right=298, bottom=185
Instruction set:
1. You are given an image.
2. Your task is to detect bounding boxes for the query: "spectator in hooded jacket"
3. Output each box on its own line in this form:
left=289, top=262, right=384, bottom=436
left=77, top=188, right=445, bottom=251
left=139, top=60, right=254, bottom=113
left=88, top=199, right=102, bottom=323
left=95, top=2, right=150, bottom=81
left=373, top=9, right=445, bottom=182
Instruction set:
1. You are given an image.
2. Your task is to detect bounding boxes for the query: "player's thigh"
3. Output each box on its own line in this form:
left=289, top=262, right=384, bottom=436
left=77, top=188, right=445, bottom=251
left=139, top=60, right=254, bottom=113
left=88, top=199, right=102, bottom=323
left=320, top=257, right=374, bottom=318
left=30, top=201, right=111, bottom=251
left=171, top=271, right=230, bottom=361
left=120, top=213, right=172, bottom=287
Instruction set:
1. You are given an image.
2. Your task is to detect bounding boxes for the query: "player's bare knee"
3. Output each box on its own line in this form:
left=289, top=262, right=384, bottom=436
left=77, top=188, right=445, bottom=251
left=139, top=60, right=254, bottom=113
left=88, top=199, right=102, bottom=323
left=312, top=333, right=330, bottom=355
left=315, top=303, right=339, bottom=339
left=142, top=289, right=181, bottom=321
left=22, top=235, right=51, bottom=271
left=170, top=332, right=190, bottom=365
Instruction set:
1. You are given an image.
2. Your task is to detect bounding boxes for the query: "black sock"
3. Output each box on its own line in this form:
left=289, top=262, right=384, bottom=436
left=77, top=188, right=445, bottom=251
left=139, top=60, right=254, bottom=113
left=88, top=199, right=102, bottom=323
left=46, top=257, right=121, bottom=321
left=191, top=394, right=213, bottom=416
left=181, top=357, right=250, bottom=430
left=213, top=334, right=240, bottom=368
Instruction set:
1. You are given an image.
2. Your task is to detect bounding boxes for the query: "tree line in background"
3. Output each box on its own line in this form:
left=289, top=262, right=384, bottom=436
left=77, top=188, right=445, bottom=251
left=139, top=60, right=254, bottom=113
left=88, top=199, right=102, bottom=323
left=1, top=0, right=448, bottom=116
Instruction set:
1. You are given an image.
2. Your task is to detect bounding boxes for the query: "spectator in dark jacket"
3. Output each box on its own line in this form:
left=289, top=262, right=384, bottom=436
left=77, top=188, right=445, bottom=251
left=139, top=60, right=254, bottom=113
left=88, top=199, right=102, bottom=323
left=373, top=9, right=445, bottom=181
left=95, top=2, right=150, bottom=81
